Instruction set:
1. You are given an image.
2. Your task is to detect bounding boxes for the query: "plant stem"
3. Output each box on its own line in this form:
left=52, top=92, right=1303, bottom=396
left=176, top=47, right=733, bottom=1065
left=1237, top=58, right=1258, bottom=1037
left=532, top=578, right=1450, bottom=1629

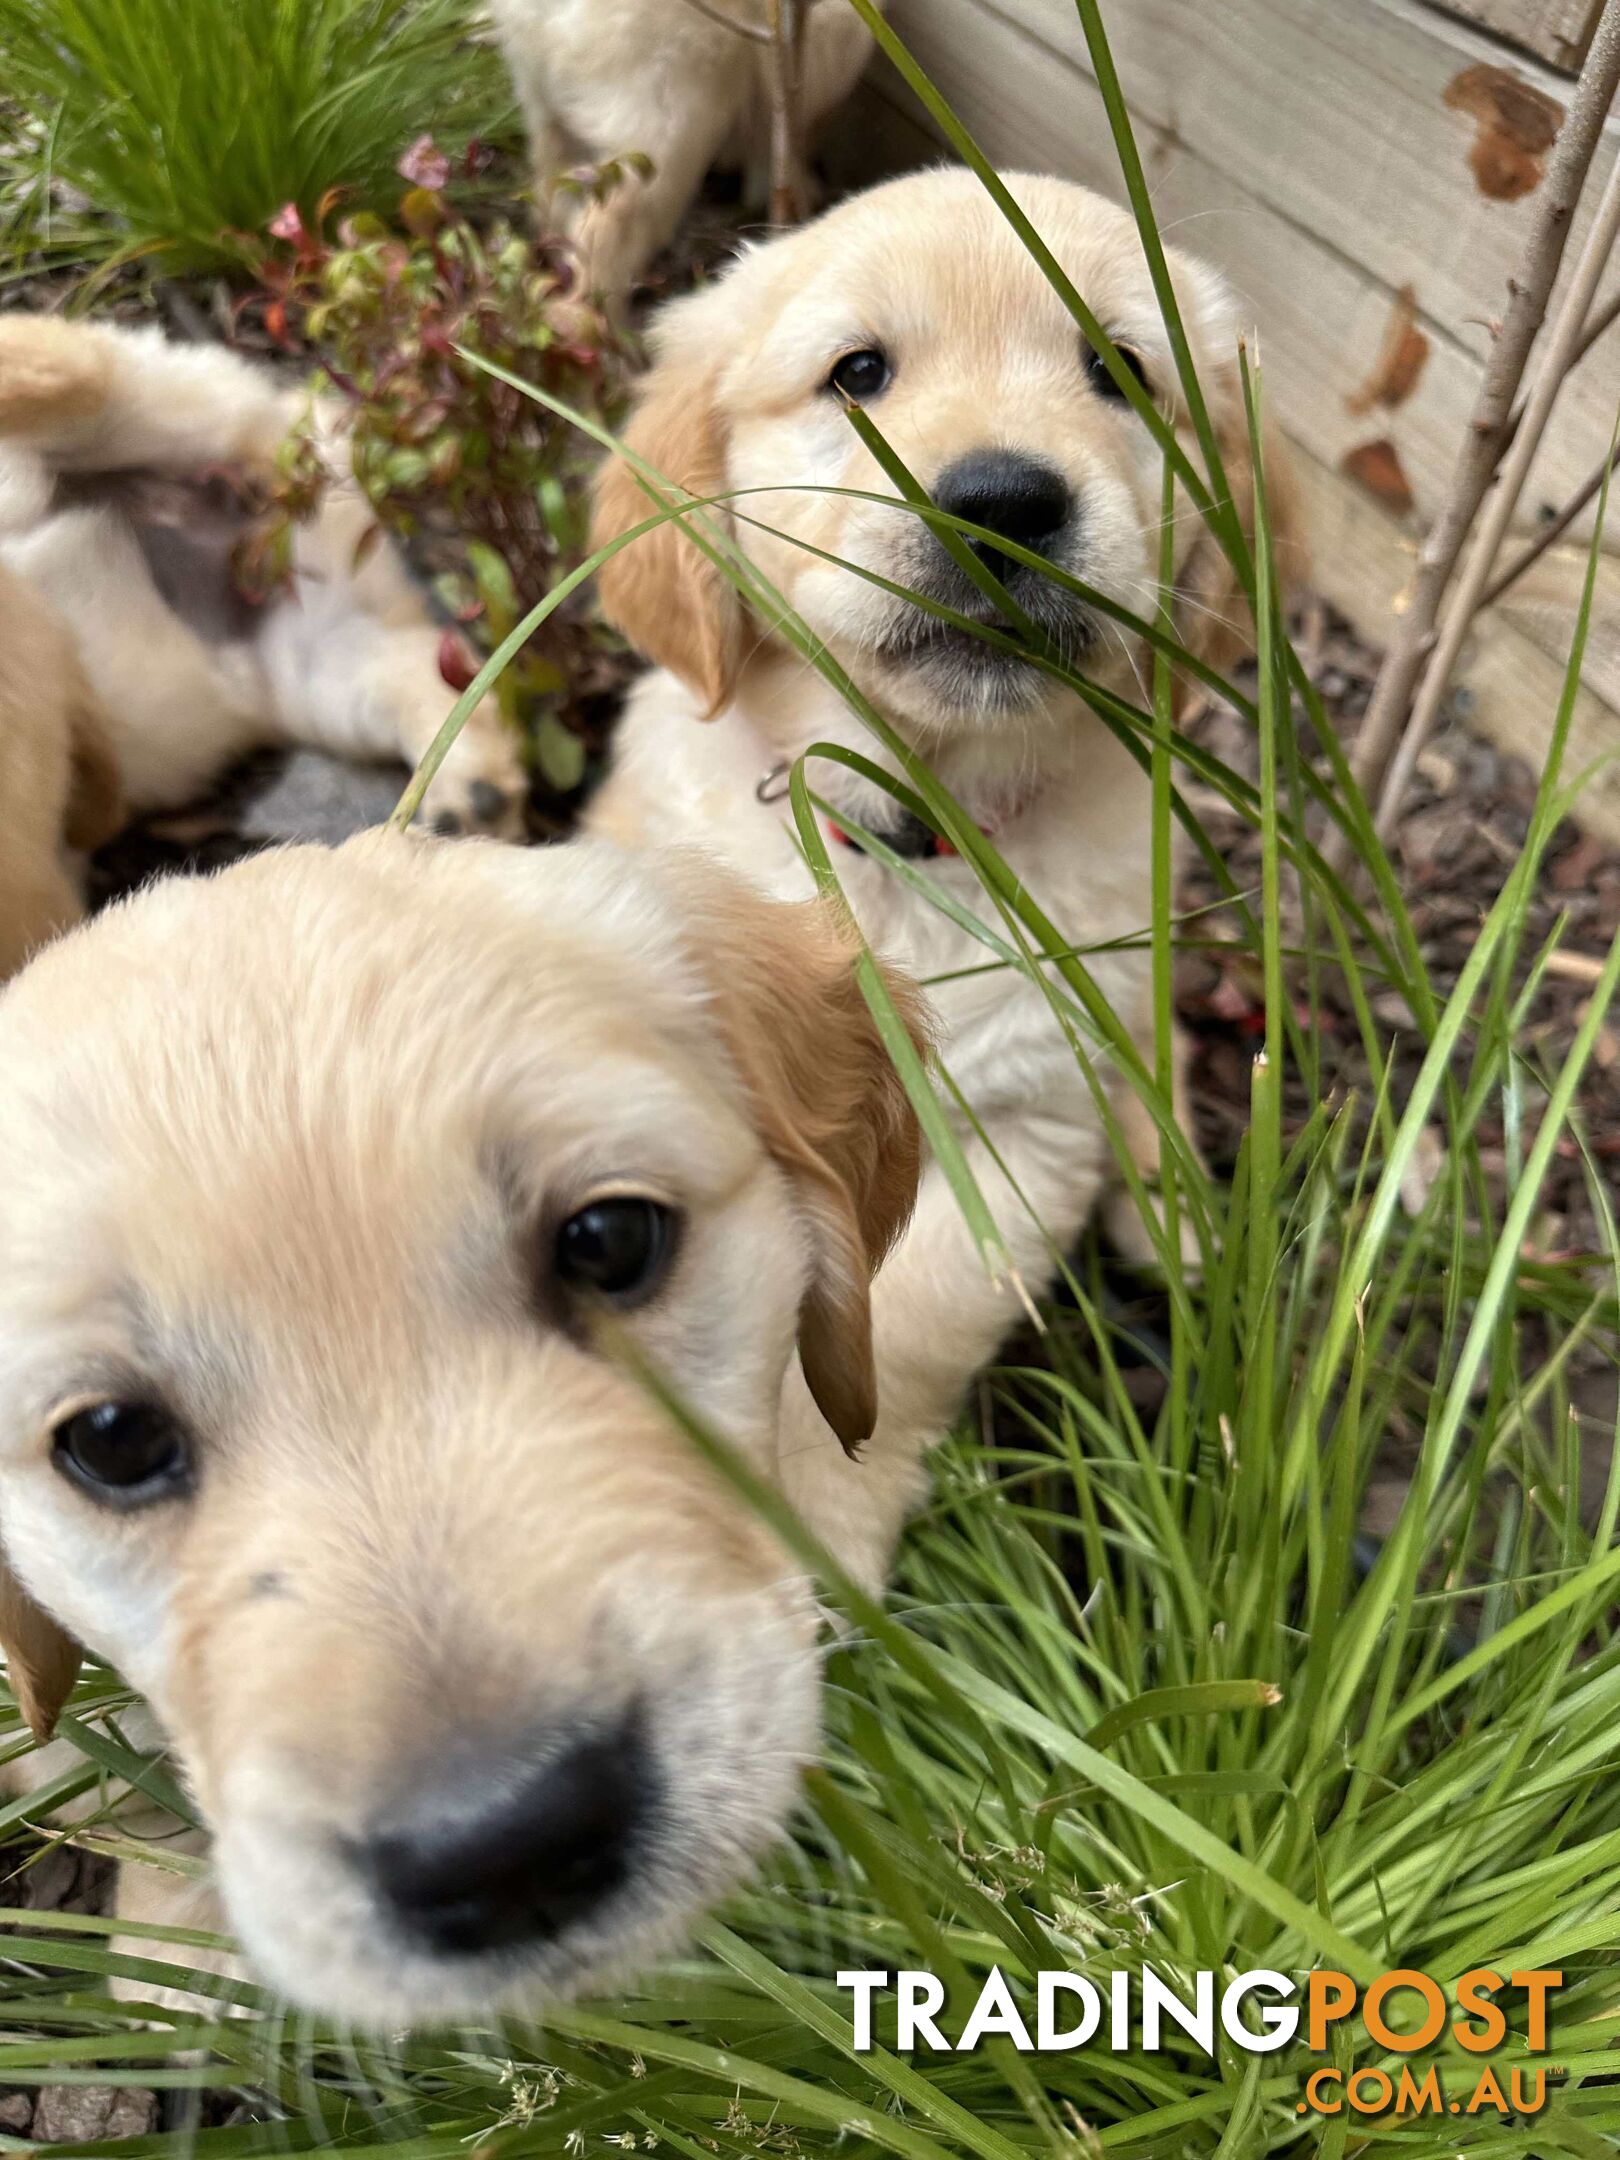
left=1506, top=282, right=1620, bottom=441
left=766, top=0, right=809, bottom=226
left=1336, top=0, right=1620, bottom=857
left=1478, top=435, right=1620, bottom=611
left=1373, top=147, right=1620, bottom=835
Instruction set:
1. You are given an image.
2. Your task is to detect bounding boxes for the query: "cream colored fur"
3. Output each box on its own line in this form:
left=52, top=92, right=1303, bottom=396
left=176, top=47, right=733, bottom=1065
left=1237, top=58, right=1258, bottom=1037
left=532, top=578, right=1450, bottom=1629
left=0, top=560, right=122, bottom=984
left=0, top=831, right=922, bottom=2024
left=488, top=0, right=882, bottom=301
left=590, top=169, right=1300, bottom=1586
left=0, top=315, right=525, bottom=836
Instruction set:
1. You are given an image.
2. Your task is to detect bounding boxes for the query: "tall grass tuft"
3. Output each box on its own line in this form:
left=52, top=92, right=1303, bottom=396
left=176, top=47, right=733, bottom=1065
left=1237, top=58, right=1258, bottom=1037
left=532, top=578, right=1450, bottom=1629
left=2, top=2, right=1619, bottom=2153
left=0, top=0, right=513, bottom=275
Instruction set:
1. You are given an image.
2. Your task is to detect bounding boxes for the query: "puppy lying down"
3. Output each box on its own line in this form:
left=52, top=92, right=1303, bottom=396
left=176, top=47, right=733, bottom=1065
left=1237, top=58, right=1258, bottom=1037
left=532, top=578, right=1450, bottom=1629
left=0, top=313, right=525, bottom=844
left=0, top=832, right=922, bottom=2023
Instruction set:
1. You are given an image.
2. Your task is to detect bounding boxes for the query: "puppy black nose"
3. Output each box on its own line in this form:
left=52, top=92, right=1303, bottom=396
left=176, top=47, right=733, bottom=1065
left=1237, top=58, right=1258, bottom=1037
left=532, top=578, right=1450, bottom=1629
left=362, top=1721, right=649, bottom=1956
left=933, top=450, right=1072, bottom=577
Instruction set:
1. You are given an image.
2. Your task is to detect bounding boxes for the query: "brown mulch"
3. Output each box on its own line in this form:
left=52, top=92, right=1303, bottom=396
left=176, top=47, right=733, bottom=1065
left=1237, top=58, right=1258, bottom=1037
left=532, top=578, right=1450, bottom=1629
left=1176, top=607, right=1620, bottom=1257
left=0, top=1844, right=134, bottom=2145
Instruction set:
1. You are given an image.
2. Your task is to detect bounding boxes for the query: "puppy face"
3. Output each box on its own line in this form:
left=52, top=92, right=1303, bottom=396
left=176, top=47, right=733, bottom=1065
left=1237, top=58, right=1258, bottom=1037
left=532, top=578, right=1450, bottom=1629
left=0, top=834, right=921, bottom=2024
left=596, top=169, right=1282, bottom=736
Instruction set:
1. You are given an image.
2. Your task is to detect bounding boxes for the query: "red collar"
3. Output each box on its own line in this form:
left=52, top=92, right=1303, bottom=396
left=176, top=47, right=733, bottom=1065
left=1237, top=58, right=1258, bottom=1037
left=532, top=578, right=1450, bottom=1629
left=827, top=809, right=961, bottom=860
left=754, top=757, right=1032, bottom=862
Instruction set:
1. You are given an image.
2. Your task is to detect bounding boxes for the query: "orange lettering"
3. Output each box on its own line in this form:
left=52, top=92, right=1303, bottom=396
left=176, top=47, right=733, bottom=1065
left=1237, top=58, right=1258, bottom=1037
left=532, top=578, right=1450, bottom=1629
left=1349, top=2068, right=1393, bottom=2114
left=1364, top=1969, right=1446, bottom=2052
left=1305, top=2068, right=1343, bottom=2114
left=1395, top=2065, right=1443, bottom=2115
left=1307, top=1970, right=1357, bottom=2051
left=1510, top=2068, right=1549, bottom=2116
left=1454, top=1968, right=1506, bottom=2053
left=1512, top=1970, right=1562, bottom=2051
left=1466, top=2065, right=1509, bottom=2115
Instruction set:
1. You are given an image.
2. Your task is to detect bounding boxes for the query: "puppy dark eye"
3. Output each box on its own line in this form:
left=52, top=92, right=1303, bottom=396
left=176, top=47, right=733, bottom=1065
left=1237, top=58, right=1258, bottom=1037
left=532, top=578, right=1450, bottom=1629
left=51, top=1401, right=193, bottom=1507
left=1084, top=341, right=1150, bottom=403
left=827, top=347, right=891, bottom=404
left=555, top=1198, right=677, bottom=1304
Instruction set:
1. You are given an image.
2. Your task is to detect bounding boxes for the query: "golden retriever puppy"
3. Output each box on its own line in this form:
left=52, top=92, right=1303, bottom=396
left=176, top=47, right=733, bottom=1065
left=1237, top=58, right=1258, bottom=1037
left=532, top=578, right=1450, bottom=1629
left=0, top=314, right=524, bottom=837
left=0, top=830, right=923, bottom=2023
left=590, top=168, right=1299, bottom=1583
left=0, top=560, right=122, bottom=982
left=489, top=0, right=882, bottom=303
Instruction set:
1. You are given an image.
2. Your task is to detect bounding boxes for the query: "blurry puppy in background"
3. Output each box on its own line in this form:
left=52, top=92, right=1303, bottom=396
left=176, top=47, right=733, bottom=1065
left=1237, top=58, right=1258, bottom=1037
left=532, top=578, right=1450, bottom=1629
left=0, top=313, right=525, bottom=842
left=489, top=0, right=883, bottom=304
left=591, top=168, right=1300, bottom=1584
left=0, top=831, right=923, bottom=2024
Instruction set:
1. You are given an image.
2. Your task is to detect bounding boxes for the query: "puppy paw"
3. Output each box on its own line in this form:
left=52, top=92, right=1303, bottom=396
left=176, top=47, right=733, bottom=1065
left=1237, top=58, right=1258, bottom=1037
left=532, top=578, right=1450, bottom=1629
left=416, top=735, right=529, bottom=843
left=1102, top=1179, right=1205, bottom=1278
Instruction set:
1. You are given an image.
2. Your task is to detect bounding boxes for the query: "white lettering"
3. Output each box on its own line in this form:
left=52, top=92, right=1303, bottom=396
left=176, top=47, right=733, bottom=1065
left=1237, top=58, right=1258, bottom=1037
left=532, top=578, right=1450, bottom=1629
left=1221, top=1971, right=1298, bottom=2052
left=957, top=1967, right=1033, bottom=2052
left=837, top=1970, right=888, bottom=2052
left=896, top=1970, right=949, bottom=2051
left=1037, top=1973, right=1101, bottom=2050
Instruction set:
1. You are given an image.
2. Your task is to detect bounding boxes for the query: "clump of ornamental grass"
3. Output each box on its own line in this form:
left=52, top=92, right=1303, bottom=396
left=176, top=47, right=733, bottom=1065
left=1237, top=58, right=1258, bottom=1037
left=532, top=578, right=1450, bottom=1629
left=0, top=0, right=513, bottom=277
left=3, top=4, right=1619, bottom=2155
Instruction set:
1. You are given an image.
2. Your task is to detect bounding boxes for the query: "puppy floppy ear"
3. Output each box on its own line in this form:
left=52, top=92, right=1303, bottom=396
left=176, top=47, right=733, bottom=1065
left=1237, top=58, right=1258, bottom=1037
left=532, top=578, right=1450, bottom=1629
left=0, top=1561, right=80, bottom=1742
left=681, top=862, right=928, bottom=1453
left=592, top=314, right=747, bottom=715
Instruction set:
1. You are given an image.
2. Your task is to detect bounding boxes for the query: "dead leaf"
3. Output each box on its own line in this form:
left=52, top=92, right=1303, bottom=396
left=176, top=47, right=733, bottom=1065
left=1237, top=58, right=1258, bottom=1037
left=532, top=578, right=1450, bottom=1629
left=1443, top=64, right=1563, bottom=202
left=1342, top=438, right=1415, bottom=517
left=1346, top=285, right=1431, bottom=416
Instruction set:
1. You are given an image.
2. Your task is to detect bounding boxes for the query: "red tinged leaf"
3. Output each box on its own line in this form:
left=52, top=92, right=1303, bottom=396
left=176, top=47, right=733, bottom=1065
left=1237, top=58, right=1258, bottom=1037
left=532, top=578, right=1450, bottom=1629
left=1207, top=974, right=1262, bottom=1027
left=437, top=629, right=479, bottom=692
left=397, top=134, right=451, bottom=191
left=240, top=162, right=632, bottom=801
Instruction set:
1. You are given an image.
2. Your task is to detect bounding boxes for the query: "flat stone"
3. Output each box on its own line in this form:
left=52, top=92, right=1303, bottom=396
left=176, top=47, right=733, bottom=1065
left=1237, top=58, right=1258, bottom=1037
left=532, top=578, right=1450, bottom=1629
left=237, top=750, right=404, bottom=845
left=31, top=2084, right=159, bottom=2144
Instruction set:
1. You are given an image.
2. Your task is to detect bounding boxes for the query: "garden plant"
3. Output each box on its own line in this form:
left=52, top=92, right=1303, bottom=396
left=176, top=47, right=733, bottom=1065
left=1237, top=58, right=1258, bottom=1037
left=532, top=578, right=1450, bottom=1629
left=1, top=1, right=1619, bottom=2154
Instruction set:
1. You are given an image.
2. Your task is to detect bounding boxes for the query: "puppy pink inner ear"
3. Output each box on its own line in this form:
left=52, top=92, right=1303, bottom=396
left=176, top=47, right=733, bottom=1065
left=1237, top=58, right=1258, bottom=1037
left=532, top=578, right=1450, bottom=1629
left=0, top=1569, right=81, bottom=1742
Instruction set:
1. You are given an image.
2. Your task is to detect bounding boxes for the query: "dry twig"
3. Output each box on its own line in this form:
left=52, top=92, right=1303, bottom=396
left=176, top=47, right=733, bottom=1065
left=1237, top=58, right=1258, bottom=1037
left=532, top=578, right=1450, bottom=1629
left=1479, top=437, right=1620, bottom=611
left=1373, top=148, right=1620, bottom=833
left=672, top=0, right=814, bottom=225
left=1334, top=0, right=1620, bottom=858
left=765, top=0, right=811, bottom=226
